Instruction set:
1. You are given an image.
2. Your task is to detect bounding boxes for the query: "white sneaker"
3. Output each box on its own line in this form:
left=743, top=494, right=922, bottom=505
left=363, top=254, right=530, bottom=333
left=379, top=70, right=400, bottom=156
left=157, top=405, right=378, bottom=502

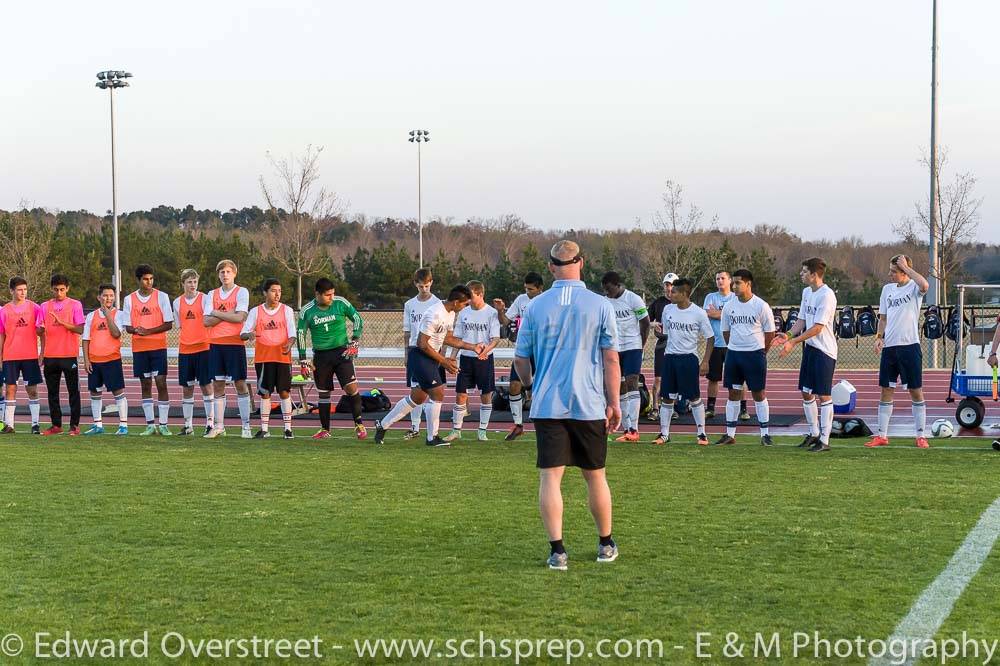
left=443, top=430, right=462, bottom=442
left=203, top=427, right=226, bottom=439
left=241, top=426, right=253, bottom=439
left=477, top=429, right=489, bottom=441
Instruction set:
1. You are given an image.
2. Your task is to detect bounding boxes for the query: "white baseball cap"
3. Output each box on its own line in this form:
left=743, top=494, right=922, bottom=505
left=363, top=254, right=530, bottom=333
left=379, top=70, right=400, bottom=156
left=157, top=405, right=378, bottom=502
left=662, top=272, right=679, bottom=284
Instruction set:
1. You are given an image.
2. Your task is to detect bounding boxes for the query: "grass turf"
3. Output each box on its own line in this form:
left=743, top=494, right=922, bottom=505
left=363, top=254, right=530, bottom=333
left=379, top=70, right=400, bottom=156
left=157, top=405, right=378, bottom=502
left=2, top=429, right=999, bottom=664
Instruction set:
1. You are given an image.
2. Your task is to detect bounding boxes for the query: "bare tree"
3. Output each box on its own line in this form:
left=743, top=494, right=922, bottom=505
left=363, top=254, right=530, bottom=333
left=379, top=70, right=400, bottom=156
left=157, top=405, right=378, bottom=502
left=0, top=206, right=53, bottom=300
left=645, top=180, right=719, bottom=291
left=894, top=150, right=982, bottom=305
left=260, top=145, right=345, bottom=308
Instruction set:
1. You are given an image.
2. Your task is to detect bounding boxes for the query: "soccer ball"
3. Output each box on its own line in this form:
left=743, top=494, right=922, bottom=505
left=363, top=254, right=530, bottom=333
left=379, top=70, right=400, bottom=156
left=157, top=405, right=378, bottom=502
left=931, top=419, right=954, bottom=438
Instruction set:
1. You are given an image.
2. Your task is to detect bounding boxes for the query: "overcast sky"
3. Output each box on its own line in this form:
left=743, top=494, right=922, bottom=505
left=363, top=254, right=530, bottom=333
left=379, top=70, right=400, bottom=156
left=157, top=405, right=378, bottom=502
left=2, top=1, right=997, bottom=242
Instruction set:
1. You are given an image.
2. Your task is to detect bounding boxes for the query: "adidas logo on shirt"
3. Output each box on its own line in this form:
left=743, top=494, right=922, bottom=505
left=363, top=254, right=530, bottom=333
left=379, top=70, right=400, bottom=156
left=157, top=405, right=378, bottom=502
left=264, top=320, right=279, bottom=330
left=97, top=322, right=108, bottom=331
left=218, top=304, right=229, bottom=311
left=16, top=317, right=27, bottom=327
left=185, top=311, right=196, bottom=320
left=140, top=306, right=152, bottom=315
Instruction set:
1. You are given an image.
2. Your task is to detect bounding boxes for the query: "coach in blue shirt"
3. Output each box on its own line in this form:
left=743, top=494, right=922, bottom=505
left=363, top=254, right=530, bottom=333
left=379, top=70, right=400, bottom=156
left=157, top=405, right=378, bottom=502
left=514, top=240, right=622, bottom=571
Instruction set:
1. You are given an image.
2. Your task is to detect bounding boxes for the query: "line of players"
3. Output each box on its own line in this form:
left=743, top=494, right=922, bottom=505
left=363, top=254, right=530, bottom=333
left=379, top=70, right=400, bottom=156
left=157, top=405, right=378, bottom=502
left=391, top=253, right=934, bottom=451
left=0, top=259, right=369, bottom=440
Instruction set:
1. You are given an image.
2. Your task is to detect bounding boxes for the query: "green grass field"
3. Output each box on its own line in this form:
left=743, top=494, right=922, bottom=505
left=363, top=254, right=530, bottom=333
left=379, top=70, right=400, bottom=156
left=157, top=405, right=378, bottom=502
left=2, top=430, right=1000, bottom=664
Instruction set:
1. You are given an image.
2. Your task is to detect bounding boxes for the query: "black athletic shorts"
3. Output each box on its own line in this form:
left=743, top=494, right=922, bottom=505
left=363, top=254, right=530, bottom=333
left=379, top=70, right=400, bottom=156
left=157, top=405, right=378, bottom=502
left=535, top=419, right=607, bottom=470
left=255, top=362, right=292, bottom=396
left=314, top=347, right=357, bottom=391
left=707, top=346, right=727, bottom=382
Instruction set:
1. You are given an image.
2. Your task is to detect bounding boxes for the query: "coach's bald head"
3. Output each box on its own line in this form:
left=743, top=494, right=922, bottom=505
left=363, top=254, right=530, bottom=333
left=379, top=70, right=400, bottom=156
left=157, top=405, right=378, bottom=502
left=549, top=240, right=583, bottom=280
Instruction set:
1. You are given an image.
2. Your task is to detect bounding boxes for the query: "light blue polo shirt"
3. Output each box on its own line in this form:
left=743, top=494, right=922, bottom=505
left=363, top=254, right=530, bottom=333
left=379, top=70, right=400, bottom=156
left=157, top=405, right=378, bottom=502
left=514, top=279, right=618, bottom=421
left=703, top=291, right=736, bottom=348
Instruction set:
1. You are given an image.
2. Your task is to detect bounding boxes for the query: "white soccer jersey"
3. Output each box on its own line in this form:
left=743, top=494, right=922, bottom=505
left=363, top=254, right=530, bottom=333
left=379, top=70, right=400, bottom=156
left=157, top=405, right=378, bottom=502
left=799, top=284, right=838, bottom=360
left=201, top=285, right=250, bottom=315
left=172, top=293, right=205, bottom=322
left=878, top=280, right=924, bottom=348
left=608, top=289, right=649, bottom=352
left=505, top=293, right=534, bottom=321
left=403, top=294, right=442, bottom=347
left=418, top=301, right=456, bottom=353
left=241, top=303, right=297, bottom=338
left=81, top=309, right=128, bottom=340
left=123, top=289, right=175, bottom=323
left=662, top=303, right=714, bottom=356
left=454, top=304, right=501, bottom=358
left=721, top=295, right=775, bottom=352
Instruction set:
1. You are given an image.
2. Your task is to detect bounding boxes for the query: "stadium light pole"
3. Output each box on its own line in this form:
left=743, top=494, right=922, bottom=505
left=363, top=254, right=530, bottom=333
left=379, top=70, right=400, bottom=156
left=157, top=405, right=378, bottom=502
left=96, top=69, right=132, bottom=308
left=408, top=129, right=430, bottom=267
left=928, top=1, right=941, bottom=368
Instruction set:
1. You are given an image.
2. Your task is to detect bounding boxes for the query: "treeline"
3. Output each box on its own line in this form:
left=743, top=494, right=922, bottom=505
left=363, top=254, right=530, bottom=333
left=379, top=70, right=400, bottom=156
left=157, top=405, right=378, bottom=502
left=2, top=207, right=997, bottom=308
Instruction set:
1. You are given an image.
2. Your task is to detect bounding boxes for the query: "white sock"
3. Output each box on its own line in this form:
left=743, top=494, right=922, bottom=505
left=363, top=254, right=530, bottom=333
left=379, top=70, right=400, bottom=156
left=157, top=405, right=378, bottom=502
left=629, top=391, right=641, bottom=431
left=381, top=395, right=417, bottom=428
left=182, top=398, right=195, bottom=427
left=912, top=401, right=927, bottom=437
left=203, top=396, right=215, bottom=428
left=755, top=399, right=770, bottom=436
left=91, top=395, right=103, bottom=426
left=115, top=394, right=128, bottom=425
left=215, top=394, right=227, bottom=429
left=803, top=399, right=819, bottom=437
left=29, top=399, right=40, bottom=426
left=4, top=401, right=14, bottom=427
left=619, top=395, right=629, bottom=430
left=877, top=401, right=893, bottom=437
left=725, top=400, right=739, bottom=437
left=659, top=403, right=674, bottom=438
left=691, top=399, right=706, bottom=433
left=237, top=392, right=251, bottom=428
left=158, top=401, right=170, bottom=425
left=479, top=404, right=493, bottom=430
left=426, top=399, right=443, bottom=440
left=410, top=401, right=423, bottom=431
left=819, top=400, right=834, bottom=444
left=510, top=393, right=523, bottom=425
left=142, top=399, right=154, bottom=424
left=280, top=397, right=293, bottom=431
left=260, top=395, right=271, bottom=431
left=452, top=402, right=468, bottom=430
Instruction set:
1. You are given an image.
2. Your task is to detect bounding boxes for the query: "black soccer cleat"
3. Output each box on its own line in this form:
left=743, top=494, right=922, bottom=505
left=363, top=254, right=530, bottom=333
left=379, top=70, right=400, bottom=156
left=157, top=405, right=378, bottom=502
left=283, top=429, right=294, bottom=440
left=31, top=424, right=41, bottom=435
left=696, top=433, right=709, bottom=446
left=760, top=434, right=774, bottom=447
left=798, top=435, right=817, bottom=448
left=505, top=424, right=524, bottom=441
left=992, top=439, right=999, bottom=452
left=808, top=440, right=831, bottom=453
left=374, top=421, right=386, bottom=446
left=425, top=436, right=450, bottom=447
left=253, top=429, right=270, bottom=439
left=713, top=435, right=736, bottom=446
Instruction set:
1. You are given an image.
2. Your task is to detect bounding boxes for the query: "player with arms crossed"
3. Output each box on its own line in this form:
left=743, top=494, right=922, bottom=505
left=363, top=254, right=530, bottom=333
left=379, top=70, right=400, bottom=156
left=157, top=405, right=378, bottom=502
left=704, top=270, right=746, bottom=419
left=402, top=268, right=440, bottom=440
left=123, top=264, right=175, bottom=436
left=653, top=278, right=714, bottom=446
left=298, top=277, right=366, bottom=440
left=864, top=254, right=931, bottom=449
left=82, top=284, right=129, bottom=435
left=375, top=285, right=483, bottom=447
left=493, top=272, right=544, bottom=441
left=601, top=271, right=649, bottom=442
left=776, top=258, right=838, bottom=452
left=242, top=279, right=297, bottom=439
left=444, top=280, right=501, bottom=442
left=0, top=277, right=45, bottom=434
left=203, top=259, right=253, bottom=439
left=174, top=269, right=215, bottom=436
left=716, top=269, right=776, bottom=447
left=41, top=274, right=86, bottom=435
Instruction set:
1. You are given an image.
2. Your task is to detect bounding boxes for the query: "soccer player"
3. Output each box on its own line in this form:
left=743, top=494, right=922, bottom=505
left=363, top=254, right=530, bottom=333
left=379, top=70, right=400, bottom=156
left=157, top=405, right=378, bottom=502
left=601, top=271, right=649, bottom=442
left=646, top=273, right=675, bottom=420
left=493, top=271, right=544, bottom=441
left=703, top=270, right=745, bottom=419
left=987, top=323, right=999, bottom=450
left=402, top=268, right=440, bottom=440
left=374, top=285, right=483, bottom=447
left=82, top=284, right=129, bottom=435
left=715, top=269, right=777, bottom=447
left=123, top=265, right=174, bottom=436
left=298, top=277, right=366, bottom=440
left=242, top=279, right=297, bottom=439
left=444, top=280, right=500, bottom=442
left=203, top=259, right=253, bottom=439
left=864, top=254, right=931, bottom=449
left=777, top=258, right=838, bottom=452
left=41, top=274, right=85, bottom=435
left=173, top=269, right=214, bottom=436
left=0, top=277, right=45, bottom=434
left=514, top=240, right=621, bottom=571
left=652, top=278, right=714, bottom=446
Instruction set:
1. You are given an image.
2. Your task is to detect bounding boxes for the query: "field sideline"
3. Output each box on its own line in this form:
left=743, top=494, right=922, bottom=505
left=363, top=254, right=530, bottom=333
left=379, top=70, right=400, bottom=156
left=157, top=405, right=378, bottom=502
left=3, top=429, right=999, bottom=664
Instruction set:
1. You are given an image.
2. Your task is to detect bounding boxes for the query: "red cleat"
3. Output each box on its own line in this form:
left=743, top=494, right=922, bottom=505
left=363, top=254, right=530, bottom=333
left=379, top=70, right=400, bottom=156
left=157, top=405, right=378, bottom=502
left=915, top=437, right=930, bottom=449
left=615, top=430, right=640, bottom=443
left=864, top=435, right=889, bottom=448
left=68, top=426, right=81, bottom=436
left=355, top=423, right=368, bottom=440
left=311, top=430, right=332, bottom=440
left=42, top=425, right=63, bottom=436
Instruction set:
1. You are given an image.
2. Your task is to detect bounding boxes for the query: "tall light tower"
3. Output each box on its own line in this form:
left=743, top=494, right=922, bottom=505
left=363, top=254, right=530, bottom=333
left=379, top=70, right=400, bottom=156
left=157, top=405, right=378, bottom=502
left=928, top=0, right=941, bottom=308
left=408, top=129, right=430, bottom=267
left=96, top=69, right=132, bottom=308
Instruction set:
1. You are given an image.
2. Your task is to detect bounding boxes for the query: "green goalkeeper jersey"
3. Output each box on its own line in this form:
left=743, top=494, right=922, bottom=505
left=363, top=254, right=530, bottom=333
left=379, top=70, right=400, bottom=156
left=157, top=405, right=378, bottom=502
left=297, top=296, right=363, bottom=355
